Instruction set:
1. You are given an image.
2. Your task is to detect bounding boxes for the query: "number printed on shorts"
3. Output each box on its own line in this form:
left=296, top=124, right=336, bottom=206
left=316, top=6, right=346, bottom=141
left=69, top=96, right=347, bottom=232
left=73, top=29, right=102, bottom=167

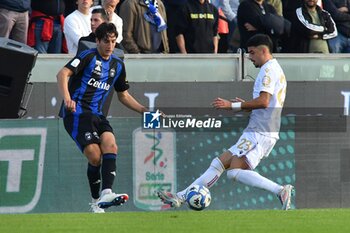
left=237, top=138, right=253, bottom=151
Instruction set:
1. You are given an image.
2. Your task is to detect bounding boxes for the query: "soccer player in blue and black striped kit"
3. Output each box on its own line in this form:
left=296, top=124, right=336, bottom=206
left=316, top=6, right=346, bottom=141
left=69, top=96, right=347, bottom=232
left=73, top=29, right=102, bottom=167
left=57, top=22, right=148, bottom=213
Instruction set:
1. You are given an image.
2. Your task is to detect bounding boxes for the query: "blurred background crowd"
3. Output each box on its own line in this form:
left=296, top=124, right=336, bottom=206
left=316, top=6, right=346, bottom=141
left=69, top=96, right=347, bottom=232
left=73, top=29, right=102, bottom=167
left=0, top=0, right=348, bottom=54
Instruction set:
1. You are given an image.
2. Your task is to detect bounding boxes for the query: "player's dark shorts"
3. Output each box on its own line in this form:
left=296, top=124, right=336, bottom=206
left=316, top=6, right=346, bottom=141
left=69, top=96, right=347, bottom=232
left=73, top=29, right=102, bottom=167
left=63, top=112, right=114, bottom=152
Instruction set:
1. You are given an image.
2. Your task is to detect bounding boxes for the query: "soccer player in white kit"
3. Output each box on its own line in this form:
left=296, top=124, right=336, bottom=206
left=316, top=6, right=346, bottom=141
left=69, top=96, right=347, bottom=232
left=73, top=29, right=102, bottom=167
left=157, top=34, right=294, bottom=210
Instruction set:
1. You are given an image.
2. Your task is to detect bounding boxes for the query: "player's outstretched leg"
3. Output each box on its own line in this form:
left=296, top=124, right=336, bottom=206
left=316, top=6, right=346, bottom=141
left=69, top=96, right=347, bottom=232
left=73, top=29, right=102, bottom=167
left=97, top=189, right=129, bottom=209
left=156, top=190, right=183, bottom=208
left=156, top=157, right=225, bottom=208
left=277, top=184, right=294, bottom=210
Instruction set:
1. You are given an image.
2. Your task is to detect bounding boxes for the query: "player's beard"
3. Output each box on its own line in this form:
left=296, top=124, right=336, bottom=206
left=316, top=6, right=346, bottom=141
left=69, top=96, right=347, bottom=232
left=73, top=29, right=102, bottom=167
left=251, top=60, right=261, bottom=68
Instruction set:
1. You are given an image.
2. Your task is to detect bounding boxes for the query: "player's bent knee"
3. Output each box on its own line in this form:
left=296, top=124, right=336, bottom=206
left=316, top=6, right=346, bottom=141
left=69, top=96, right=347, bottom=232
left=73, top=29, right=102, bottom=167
left=227, top=169, right=241, bottom=181
left=101, top=143, right=118, bottom=154
left=83, top=144, right=102, bottom=165
left=84, top=144, right=100, bottom=155
left=88, top=156, right=101, bottom=166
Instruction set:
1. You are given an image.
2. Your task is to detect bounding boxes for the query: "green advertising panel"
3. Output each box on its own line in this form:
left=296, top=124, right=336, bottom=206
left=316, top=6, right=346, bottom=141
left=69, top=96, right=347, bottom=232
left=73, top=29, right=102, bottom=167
left=0, top=121, right=51, bottom=213
left=0, top=117, right=295, bottom=213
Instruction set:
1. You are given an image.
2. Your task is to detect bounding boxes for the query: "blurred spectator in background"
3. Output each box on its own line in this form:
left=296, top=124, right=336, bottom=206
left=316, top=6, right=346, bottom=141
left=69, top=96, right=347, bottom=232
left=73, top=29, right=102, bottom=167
left=116, top=0, right=125, bottom=13
left=282, top=0, right=302, bottom=19
left=323, top=0, right=350, bottom=53
left=64, top=0, right=93, bottom=54
left=237, top=0, right=289, bottom=52
left=28, top=0, right=67, bottom=53
left=79, top=8, right=109, bottom=43
left=280, top=0, right=302, bottom=52
left=267, top=0, right=282, bottom=15
left=0, top=0, right=30, bottom=44
left=211, top=0, right=240, bottom=53
left=289, top=0, right=337, bottom=53
left=92, top=0, right=123, bottom=45
left=215, top=2, right=231, bottom=53
left=119, top=0, right=169, bottom=53
left=219, top=0, right=240, bottom=52
left=163, top=0, right=187, bottom=53
left=176, top=0, right=219, bottom=53
left=65, top=0, right=77, bottom=16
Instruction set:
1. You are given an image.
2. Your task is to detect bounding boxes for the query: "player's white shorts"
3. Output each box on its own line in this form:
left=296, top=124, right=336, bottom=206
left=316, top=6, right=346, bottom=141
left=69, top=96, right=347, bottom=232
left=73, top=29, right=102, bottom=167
left=228, top=131, right=277, bottom=169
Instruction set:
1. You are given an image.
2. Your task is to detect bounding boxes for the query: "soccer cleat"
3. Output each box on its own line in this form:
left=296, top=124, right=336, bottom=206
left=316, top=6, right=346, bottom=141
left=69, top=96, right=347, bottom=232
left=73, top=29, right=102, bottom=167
left=97, top=193, right=129, bottom=209
left=156, top=190, right=182, bottom=208
left=89, top=201, right=105, bottom=213
left=277, top=184, right=294, bottom=210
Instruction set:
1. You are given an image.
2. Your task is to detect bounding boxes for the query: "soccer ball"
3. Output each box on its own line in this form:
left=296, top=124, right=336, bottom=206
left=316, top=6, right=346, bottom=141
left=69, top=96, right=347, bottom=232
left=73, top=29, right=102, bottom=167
left=185, top=185, right=211, bottom=211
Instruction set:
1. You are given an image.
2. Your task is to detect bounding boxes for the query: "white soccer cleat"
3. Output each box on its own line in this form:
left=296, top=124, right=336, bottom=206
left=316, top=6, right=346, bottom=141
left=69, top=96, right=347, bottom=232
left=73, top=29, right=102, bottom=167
left=90, top=200, right=105, bottom=213
left=278, top=184, right=294, bottom=210
left=156, top=190, right=183, bottom=208
left=97, top=192, right=129, bottom=209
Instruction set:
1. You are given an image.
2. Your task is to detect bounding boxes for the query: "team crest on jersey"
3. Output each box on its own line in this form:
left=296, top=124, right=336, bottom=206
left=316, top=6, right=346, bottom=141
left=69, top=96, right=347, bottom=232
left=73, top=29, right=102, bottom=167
left=262, top=75, right=271, bottom=87
left=93, top=60, right=102, bottom=75
left=85, top=132, right=92, bottom=141
left=110, top=68, right=116, bottom=77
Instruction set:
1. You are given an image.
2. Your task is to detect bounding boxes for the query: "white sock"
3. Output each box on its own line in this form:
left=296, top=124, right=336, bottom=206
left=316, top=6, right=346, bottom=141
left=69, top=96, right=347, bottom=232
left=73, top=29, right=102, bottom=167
left=176, top=157, right=225, bottom=201
left=227, top=169, right=283, bottom=194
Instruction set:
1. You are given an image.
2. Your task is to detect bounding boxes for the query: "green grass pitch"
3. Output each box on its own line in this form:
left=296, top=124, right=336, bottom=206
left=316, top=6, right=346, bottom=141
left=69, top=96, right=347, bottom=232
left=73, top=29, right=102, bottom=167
left=1, top=209, right=349, bottom=233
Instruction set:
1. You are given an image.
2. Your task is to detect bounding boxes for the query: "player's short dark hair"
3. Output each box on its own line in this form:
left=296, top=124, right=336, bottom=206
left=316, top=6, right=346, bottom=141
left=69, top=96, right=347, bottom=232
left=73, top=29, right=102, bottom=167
left=95, top=22, right=118, bottom=41
left=92, top=8, right=109, bottom=22
left=246, top=34, right=273, bottom=53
